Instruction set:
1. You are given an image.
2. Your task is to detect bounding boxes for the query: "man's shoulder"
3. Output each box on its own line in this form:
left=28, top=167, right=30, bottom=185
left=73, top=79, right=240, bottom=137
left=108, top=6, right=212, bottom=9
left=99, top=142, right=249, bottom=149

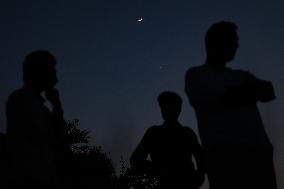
left=185, top=64, right=209, bottom=81
left=186, top=65, right=205, bottom=75
left=7, top=86, right=35, bottom=105
left=147, top=125, right=161, bottom=132
left=227, top=67, right=256, bottom=80
left=7, top=88, right=24, bottom=102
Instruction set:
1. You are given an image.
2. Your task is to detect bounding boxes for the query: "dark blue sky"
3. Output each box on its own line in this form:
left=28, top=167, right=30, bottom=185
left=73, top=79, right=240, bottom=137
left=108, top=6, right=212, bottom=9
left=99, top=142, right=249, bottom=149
left=0, top=1, right=283, bottom=188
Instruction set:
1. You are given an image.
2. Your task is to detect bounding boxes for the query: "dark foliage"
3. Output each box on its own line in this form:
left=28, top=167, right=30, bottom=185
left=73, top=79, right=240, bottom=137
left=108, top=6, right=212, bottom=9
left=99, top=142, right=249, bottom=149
left=117, top=157, right=160, bottom=189
left=60, top=119, right=116, bottom=189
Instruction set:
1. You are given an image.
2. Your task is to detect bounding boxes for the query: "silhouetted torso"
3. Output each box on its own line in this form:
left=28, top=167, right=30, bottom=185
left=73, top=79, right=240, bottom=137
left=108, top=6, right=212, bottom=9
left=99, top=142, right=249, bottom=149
left=185, top=64, right=277, bottom=189
left=131, top=123, right=201, bottom=188
left=185, top=64, right=272, bottom=149
left=6, top=85, right=58, bottom=185
left=0, top=132, right=7, bottom=182
left=146, top=124, right=196, bottom=171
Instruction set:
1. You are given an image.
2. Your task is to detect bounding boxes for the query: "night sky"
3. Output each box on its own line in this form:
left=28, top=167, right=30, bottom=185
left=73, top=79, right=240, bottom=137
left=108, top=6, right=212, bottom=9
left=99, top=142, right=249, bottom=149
left=0, top=1, right=283, bottom=188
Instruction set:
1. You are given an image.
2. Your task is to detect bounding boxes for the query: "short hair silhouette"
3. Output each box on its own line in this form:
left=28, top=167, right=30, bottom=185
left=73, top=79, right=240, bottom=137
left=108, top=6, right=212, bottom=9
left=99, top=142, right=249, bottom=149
left=158, top=91, right=182, bottom=107
left=205, top=21, right=238, bottom=59
left=23, top=50, right=57, bottom=85
left=158, top=91, right=182, bottom=121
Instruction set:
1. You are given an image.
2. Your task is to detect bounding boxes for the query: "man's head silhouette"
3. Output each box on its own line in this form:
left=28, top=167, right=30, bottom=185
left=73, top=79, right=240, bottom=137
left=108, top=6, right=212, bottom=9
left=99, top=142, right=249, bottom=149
left=205, top=21, right=239, bottom=64
left=158, top=91, right=182, bottom=123
left=23, top=50, right=58, bottom=92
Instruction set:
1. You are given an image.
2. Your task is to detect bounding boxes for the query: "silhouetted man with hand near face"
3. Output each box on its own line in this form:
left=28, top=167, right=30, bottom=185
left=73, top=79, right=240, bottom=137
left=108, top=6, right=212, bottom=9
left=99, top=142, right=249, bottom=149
left=131, top=91, right=205, bottom=189
left=185, top=21, right=277, bottom=189
left=6, top=50, right=66, bottom=188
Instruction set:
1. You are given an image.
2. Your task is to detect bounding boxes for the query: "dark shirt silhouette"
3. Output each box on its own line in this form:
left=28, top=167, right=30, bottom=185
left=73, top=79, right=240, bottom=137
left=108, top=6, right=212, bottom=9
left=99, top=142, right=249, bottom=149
left=6, top=50, right=65, bottom=187
left=0, top=132, right=7, bottom=182
left=130, top=92, right=204, bottom=189
left=185, top=21, right=277, bottom=189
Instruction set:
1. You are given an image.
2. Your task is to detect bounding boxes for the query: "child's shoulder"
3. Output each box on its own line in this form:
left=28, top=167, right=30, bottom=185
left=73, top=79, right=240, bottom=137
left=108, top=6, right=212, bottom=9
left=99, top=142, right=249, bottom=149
left=147, top=125, right=162, bottom=132
left=181, top=126, right=198, bottom=137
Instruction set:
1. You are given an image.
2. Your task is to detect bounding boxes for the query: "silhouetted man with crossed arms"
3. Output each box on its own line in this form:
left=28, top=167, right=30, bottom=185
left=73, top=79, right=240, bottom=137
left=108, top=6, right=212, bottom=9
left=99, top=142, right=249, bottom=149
left=185, top=21, right=277, bottom=189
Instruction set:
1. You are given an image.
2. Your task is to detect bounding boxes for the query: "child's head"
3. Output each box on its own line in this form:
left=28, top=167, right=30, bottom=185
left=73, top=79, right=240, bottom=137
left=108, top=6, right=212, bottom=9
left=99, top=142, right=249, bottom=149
left=158, top=91, right=182, bottom=122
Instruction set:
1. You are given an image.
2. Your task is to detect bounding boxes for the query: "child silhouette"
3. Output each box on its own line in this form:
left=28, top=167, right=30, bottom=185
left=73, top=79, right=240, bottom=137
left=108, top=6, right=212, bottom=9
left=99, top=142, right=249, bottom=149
left=130, top=91, right=204, bottom=189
